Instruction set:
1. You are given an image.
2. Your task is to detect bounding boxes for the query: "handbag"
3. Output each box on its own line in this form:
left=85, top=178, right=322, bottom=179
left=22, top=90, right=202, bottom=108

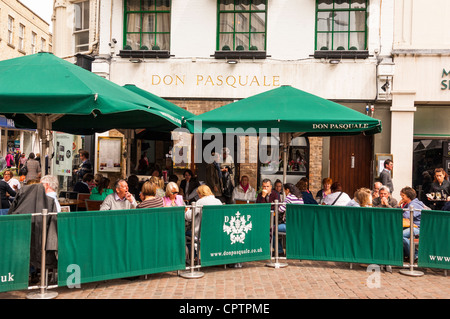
left=19, top=162, right=28, bottom=176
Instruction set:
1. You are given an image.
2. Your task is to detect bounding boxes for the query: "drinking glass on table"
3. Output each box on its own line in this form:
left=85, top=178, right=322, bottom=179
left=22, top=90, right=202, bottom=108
left=65, top=193, right=70, bottom=203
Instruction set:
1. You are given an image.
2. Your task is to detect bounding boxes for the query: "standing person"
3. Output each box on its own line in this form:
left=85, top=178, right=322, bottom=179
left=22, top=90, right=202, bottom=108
left=5, top=151, right=14, bottom=169
left=372, top=185, right=398, bottom=208
left=25, top=153, right=41, bottom=183
left=162, top=182, right=185, bottom=207
left=322, top=182, right=351, bottom=206
left=206, top=152, right=223, bottom=200
left=231, top=175, right=256, bottom=203
left=315, top=177, right=332, bottom=204
left=0, top=153, right=6, bottom=171
left=74, top=150, right=92, bottom=181
left=379, top=159, right=394, bottom=194
left=14, top=151, right=21, bottom=173
left=137, top=181, right=164, bottom=208
left=100, top=179, right=137, bottom=211
left=429, top=168, right=450, bottom=210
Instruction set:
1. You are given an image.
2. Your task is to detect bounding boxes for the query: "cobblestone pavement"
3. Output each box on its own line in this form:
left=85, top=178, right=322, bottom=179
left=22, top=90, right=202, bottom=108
left=1, top=259, right=449, bottom=300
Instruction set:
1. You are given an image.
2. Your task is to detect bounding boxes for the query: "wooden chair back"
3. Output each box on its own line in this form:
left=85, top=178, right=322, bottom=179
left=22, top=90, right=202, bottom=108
left=85, top=199, right=103, bottom=211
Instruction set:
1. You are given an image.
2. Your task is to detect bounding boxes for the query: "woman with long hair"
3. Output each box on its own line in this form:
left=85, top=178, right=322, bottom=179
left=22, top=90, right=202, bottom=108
left=89, top=177, right=113, bottom=201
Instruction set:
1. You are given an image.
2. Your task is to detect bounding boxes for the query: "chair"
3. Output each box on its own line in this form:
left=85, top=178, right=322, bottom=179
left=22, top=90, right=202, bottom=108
left=77, top=193, right=91, bottom=211
left=85, top=199, right=103, bottom=211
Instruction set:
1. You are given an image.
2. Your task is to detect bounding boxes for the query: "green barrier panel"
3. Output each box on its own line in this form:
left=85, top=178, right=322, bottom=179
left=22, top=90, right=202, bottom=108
left=418, top=210, right=450, bottom=270
left=57, top=207, right=185, bottom=286
left=200, top=204, right=271, bottom=267
left=286, top=204, right=404, bottom=266
left=0, top=214, right=32, bottom=293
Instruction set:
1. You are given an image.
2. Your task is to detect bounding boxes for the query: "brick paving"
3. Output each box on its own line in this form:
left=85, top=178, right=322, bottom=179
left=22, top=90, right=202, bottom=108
left=1, top=259, right=448, bottom=300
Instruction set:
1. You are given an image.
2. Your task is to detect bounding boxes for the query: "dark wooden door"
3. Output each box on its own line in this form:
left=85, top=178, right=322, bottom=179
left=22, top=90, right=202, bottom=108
left=329, top=134, right=373, bottom=197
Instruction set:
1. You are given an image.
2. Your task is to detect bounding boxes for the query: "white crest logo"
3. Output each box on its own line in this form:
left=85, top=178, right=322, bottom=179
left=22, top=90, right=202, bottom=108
left=223, top=211, right=252, bottom=244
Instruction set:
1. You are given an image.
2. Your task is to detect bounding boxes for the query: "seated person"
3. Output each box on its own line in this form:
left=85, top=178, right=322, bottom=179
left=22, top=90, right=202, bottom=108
left=256, top=179, right=280, bottom=206
left=137, top=181, right=164, bottom=208
left=231, top=175, right=256, bottom=203
left=429, top=168, right=450, bottom=210
left=127, top=174, right=141, bottom=200
left=372, top=185, right=398, bottom=208
left=163, top=182, right=185, bottom=207
left=397, top=186, right=429, bottom=260
left=322, top=182, right=351, bottom=206
left=179, top=169, right=200, bottom=204
left=316, top=178, right=332, bottom=204
left=73, top=173, right=93, bottom=194
left=90, top=177, right=113, bottom=201
left=296, top=179, right=318, bottom=205
left=99, top=179, right=137, bottom=210
left=346, top=188, right=372, bottom=207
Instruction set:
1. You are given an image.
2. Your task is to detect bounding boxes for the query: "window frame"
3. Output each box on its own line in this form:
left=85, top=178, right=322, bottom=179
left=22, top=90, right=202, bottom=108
left=7, top=16, right=14, bottom=46
left=122, top=0, right=171, bottom=51
left=73, top=0, right=90, bottom=53
left=18, top=24, right=25, bottom=52
left=314, top=0, right=369, bottom=59
left=31, top=32, right=37, bottom=54
left=216, top=0, right=267, bottom=52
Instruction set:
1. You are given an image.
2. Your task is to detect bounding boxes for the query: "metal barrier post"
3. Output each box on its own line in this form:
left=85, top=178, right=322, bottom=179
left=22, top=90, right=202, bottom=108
left=180, top=202, right=204, bottom=279
left=27, top=209, right=58, bottom=299
left=266, top=200, right=288, bottom=268
left=400, top=205, right=424, bottom=277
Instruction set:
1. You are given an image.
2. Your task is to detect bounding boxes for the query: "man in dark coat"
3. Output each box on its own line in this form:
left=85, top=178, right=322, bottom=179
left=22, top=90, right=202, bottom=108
left=8, top=183, right=58, bottom=269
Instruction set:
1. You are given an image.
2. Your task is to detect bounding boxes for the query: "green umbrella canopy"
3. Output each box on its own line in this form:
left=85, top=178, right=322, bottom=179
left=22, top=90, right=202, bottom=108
left=123, top=84, right=194, bottom=120
left=185, top=85, right=382, bottom=136
left=0, top=52, right=183, bottom=134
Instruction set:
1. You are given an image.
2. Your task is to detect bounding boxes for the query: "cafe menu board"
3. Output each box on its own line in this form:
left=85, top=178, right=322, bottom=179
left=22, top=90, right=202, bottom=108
left=98, top=137, right=122, bottom=173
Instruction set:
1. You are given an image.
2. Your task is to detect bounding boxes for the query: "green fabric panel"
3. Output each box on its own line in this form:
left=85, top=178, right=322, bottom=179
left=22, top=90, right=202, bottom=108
left=0, top=214, right=32, bottom=292
left=286, top=205, right=403, bottom=266
left=57, top=207, right=186, bottom=286
left=200, top=204, right=271, bottom=267
left=418, top=210, right=450, bottom=270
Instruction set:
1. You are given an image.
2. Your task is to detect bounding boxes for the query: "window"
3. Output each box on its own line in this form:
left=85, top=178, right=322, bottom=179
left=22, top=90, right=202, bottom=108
left=7, top=16, right=14, bottom=45
left=217, top=0, right=266, bottom=51
left=19, top=24, right=25, bottom=51
left=41, top=38, right=46, bottom=51
left=74, top=1, right=90, bottom=52
left=31, top=32, right=37, bottom=54
left=315, top=0, right=367, bottom=51
left=124, top=0, right=171, bottom=50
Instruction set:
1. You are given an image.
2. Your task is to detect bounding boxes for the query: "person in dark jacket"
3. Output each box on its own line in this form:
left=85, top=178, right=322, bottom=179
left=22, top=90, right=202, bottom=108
left=0, top=180, right=16, bottom=215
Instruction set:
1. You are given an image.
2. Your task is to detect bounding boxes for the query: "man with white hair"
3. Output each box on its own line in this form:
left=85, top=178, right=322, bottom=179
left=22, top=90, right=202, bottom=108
left=372, top=185, right=398, bottom=208
left=40, top=175, right=61, bottom=212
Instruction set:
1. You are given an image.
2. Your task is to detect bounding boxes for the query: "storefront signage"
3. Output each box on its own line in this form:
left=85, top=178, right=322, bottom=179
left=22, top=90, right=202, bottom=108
left=440, top=69, right=450, bottom=90
left=149, top=74, right=281, bottom=89
left=312, top=123, right=369, bottom=130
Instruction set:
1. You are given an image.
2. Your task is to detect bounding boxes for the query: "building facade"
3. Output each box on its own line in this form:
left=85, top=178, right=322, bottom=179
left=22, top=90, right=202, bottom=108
left=0, top=0, right=53, bottom=160
left=52, top=0, right=395, bottom=196
left=392, top=0, right=450, bottom=202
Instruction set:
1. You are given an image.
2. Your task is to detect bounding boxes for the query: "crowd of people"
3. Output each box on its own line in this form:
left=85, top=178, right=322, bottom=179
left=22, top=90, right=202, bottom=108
left=4, top=151, right=449, bottom=264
